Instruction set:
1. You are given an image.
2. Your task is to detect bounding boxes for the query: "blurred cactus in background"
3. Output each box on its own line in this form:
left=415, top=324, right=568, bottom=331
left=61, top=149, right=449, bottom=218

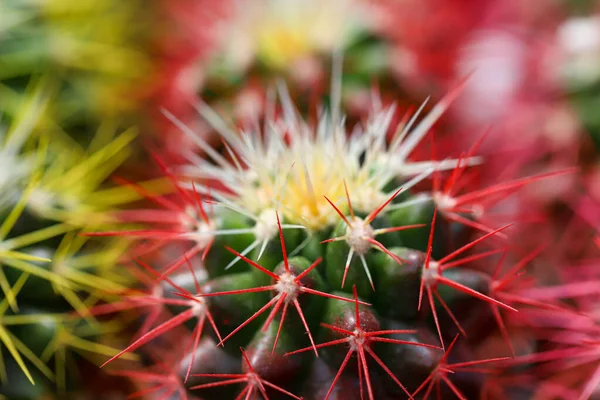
left=148, top=0, right=403, bottom=156
left=0, top=81, right=145, bottom=399
left=0, top=0, right=154, bottom=133
left=0, top=6, right=157, bottom=395
left=207, top=0, right=367, bottom=77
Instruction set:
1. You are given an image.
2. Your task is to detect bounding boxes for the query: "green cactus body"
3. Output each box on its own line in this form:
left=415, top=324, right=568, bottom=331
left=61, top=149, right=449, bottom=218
left=93, top=77, right=525, bottom=400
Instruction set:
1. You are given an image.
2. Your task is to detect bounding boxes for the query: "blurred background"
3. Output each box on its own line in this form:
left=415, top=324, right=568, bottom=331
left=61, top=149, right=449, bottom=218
left=3, top=0, right=599, bottom=189
left=1, top=0, right=599, bottom=399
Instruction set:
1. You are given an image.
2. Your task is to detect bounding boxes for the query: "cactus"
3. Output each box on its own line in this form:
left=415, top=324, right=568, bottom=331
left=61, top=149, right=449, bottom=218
left=0, top=0, right=153, bottom=134
left=88, top=58, right=585, bottom=400
left=0, top=81, right=144, bottom=398
left=1, top=1, right=595, bottom=398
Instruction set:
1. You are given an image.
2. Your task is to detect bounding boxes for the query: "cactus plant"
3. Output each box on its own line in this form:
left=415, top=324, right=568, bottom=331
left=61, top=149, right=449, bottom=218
left=0, top=0, right=154, bottom=144
left=0, top=82, right=144, bottom=398
left=3, top=1, right=597, bottom=399
left=88, top=60, right=584, bottom=399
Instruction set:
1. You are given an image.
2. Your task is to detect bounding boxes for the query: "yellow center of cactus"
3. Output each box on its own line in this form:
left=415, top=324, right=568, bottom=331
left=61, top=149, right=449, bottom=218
left=236, top=141, right=367, bottom=232
left=278, top=157, right=348, bottom=230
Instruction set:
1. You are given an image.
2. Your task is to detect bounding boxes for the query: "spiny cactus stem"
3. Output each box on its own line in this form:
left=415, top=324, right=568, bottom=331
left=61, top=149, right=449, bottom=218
left=487, top=245, right=548, bottom=356
left=433, top=164, right=578, bottom=237
left=323, top=186, right=426, bottom=290
left=190, top=348, right=303, bottom=399
left=420, top=208, right=517, bottom=349
left=286, top=286, right=440, bottom=400
left=414, top=336, right=509, bottom=400
left=198, top=218, right=369, bottom=354
left=100, top=259, right=222, bottom=379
